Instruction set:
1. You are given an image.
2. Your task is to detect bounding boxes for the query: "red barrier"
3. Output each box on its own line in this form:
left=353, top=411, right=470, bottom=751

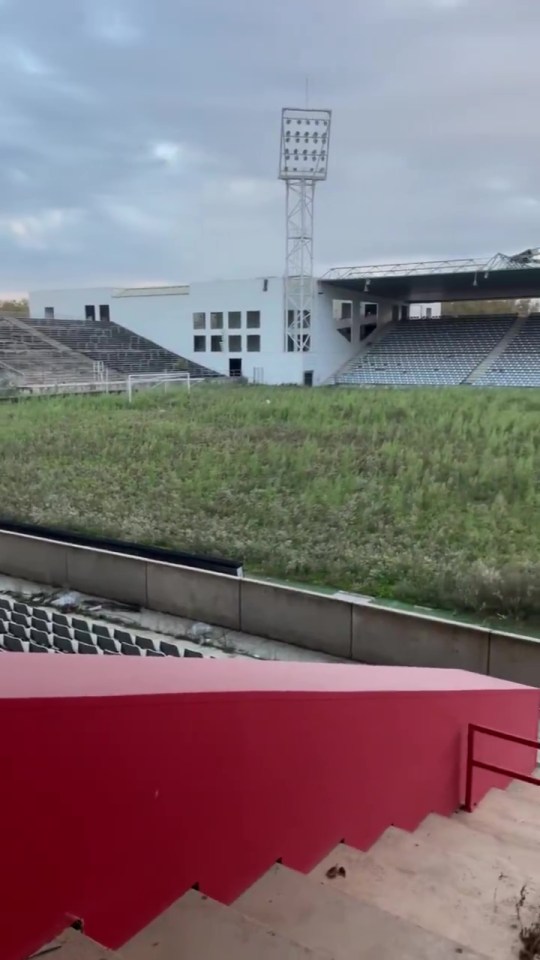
left=1, top=657, right=538, bottom=960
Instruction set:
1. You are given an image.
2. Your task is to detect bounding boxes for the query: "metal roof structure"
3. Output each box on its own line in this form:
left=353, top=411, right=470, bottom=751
left=323, top=248, right=540, bottom=303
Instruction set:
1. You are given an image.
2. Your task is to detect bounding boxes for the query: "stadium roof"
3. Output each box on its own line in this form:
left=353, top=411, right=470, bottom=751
left=322, top=248, right=540, bottom=303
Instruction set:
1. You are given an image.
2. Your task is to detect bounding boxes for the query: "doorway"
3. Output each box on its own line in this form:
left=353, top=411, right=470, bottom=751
left=229, top=358, right=242, bottom=377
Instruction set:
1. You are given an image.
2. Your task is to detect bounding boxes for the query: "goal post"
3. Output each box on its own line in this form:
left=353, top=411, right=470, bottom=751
left=126, top=371, right=193, bottom=403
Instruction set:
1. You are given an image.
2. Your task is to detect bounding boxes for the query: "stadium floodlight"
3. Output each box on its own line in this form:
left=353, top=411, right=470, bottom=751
left=279, top=107, right=332, bottom=353
left=279, top=108, right=331, bottom=181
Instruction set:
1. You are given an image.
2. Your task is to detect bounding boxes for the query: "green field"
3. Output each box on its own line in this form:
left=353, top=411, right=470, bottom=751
left=0, top=385, right=539, bottom=623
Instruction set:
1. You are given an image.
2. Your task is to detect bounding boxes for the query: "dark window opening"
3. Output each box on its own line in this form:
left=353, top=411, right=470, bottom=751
left=337, top=327, right=352, bottom=342
left=303, top=371, right=313, bottom=386
left=210, top=312, right=223, bottom=330
left=99, top=304, right=110, bottom=322
left=364, top=303, right=378, bottom=318
left=193, top=335, right=206, bottom=352
left=263, top=278, right=269, bottom=292
left=229, top=358, right=242, bottom=377
left=360, top=323, right=377, bottom=341
left=85, top=305, right=96, bottom=322
left=228, top=311, right=241, bottom=329
left=247, top=335, right=260, bottom=352
left=228, top=335, right=242, bottom=352
left=247, top=310, right=260, bottom=329
left=211, top=335, right=223, bottom=352
left=193, top=312, right=205, bottom=329
left=44, top=307, right=54, bottom=319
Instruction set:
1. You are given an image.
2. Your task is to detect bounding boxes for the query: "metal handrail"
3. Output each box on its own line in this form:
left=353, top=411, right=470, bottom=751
left=463, top=723, right=540, bottom=812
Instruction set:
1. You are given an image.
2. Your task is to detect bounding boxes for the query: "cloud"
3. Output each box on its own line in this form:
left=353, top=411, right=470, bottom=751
left=85, top=3, right=141, bottom=45
left=0, top=0, right=538, bottom=291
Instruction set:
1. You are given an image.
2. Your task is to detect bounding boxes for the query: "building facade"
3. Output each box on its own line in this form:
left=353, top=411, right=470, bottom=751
left=29, top=277, right=394, bottom=386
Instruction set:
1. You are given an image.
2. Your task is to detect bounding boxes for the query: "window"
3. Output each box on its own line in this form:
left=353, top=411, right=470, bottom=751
left=228, top=335, right=242, bottom=352
left=193, top=335, right=206, bottom=352
left=193, top=312, right=205, bottom=329
left=303, top=371, right=313, bottom=387
left=85, top=305, right=96, bottom=321
left=263, top=278, right=268, bottom=292
left=99, top=304, right=110, bottom=322
left=247, top=335, right=260, bottom=352
left=210, top=312, right=223, bottom=330
left=228, top=311, right=241, bottom=329
left=246, top=310, right=260, bottom=329
left=365, top=303, right=378, bottom=318
left=211, top=335, right=223, bottom=352
left=44, top=307, right=54, bottom=319
left=333, top=300, right=352, bottom=322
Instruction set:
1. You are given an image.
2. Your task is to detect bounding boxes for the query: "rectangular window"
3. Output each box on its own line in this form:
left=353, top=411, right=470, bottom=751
left=193, top=335, right=206, bottom=352
left=246, top=310, right=260, bottom=329
left=228, top=311, right=241, bottom=329
left=85, top=305, right=96, bottom=321
left=193, top=312, right=205, bottom=329
left=210, top=312, right=223, bottom=330
left=211, top=335, right=223, bottom=352
left=247, top=335, right=260, bottom=352
left=44, top=307, right=54, bottom=319
left=228, top=335, right=242, bottom=352
left=99, top=304, right=110, bottom=322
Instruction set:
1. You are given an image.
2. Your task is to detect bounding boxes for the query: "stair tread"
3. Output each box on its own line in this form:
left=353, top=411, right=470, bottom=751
left=371, top=823, right=539, bottom=889
left=310, top=843, right=536, bottom=959
left=416, top=812, right=540, bottom=874
left=120, top=889, right=329, bottom=959
left=236, top=862, right=483, bottom=959
left=30, top=928, right=117, bottom=958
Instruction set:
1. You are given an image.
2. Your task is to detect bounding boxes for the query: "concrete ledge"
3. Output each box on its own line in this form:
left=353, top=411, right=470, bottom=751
left=0, top=531, right=68, bottom=586
left=67, top=546, right=148, bottom=606
left=352, top=604, right=490, bottom=674
left=240, top=580, right=352, bottom=658
left=489, top=630, right=540, bottom=686
left=147, top=560, right=241, bottom=629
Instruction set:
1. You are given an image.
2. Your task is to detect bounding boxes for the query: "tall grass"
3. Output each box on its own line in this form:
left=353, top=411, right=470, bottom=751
left=0, top=386, right=539, bottom=620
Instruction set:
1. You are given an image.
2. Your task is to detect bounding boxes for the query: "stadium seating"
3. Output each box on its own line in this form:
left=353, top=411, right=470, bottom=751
left=335, top=316, right=515, bottom=386
left=474, top=314, right=540, bottom=387
left=0, top=595, right=209, bottom=658
left=25, top=317, right=216, bottom=379
left=0, top=318, right=103, bottom=386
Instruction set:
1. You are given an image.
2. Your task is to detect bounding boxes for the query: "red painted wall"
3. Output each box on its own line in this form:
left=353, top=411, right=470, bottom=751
left=0, top=657, right=538, bottom=960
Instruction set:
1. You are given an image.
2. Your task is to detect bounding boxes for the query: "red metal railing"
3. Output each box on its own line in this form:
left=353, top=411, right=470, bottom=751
left=463, top=723, right=540, bottom=813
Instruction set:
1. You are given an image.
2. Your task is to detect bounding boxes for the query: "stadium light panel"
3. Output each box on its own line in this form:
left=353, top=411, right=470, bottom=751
left=279, top=108, right=332, bottom=180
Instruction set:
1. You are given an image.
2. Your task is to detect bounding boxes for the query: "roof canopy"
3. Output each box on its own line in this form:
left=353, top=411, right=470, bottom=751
left=323, top=249, right=540, bottom=303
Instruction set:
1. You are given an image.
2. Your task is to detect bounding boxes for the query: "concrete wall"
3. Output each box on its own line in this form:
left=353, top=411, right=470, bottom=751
left=29, top=279, right=305, bottom=386
left=28, top=279, right=373, bottom=386
left=0, top=528, right=538, bottom=685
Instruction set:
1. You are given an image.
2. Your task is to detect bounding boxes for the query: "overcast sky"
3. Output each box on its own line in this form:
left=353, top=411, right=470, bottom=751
left=1, top=0, right=540, bottom=293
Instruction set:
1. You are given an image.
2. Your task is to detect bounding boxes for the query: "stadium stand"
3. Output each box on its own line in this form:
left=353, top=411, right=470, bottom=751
left=25, top=316, right=216, bottom=379
left=474, top=313, right=540, bottom=387
left=334, top=315, right=516, bottom=386
left=0, top=595, right=214, bottom=658
left=0, top=317, right=105, bottom=385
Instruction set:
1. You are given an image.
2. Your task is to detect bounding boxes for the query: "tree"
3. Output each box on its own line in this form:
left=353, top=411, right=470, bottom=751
left=0, top=299, right=29, bottom=317
left=441, top=298, right=537, bottom=317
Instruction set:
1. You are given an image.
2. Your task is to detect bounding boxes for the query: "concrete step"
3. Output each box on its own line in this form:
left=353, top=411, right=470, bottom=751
left=30, top=928, right=117, bottom=958
left=119, top=889, right=328, bottom=959
left=506, top=778, right=540, bottom=804
left=236, top=862, right=482, bottom=959
left=310, top=843, right=532, bottom=959
left=415, top=812, right=540, bottom=876
left=454, top=793, right=540, bottom=852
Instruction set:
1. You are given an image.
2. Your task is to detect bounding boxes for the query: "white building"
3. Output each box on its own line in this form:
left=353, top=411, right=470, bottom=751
left=29, top=277, right=400, bottom=386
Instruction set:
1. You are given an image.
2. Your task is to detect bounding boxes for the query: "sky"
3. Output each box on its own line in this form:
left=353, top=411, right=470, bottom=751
left=1, top=0, right=540, bottom=293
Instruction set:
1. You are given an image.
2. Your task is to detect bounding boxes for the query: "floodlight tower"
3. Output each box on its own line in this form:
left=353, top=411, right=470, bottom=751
left=279, top=107, right=332, bottom=351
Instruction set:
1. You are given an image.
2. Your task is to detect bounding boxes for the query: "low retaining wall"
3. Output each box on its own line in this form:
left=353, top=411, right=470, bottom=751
left=0, top=528, right=538, bottom=685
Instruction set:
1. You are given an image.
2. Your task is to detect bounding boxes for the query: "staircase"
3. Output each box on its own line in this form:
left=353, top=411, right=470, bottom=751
left=37, top=779, right=540, bottom=959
